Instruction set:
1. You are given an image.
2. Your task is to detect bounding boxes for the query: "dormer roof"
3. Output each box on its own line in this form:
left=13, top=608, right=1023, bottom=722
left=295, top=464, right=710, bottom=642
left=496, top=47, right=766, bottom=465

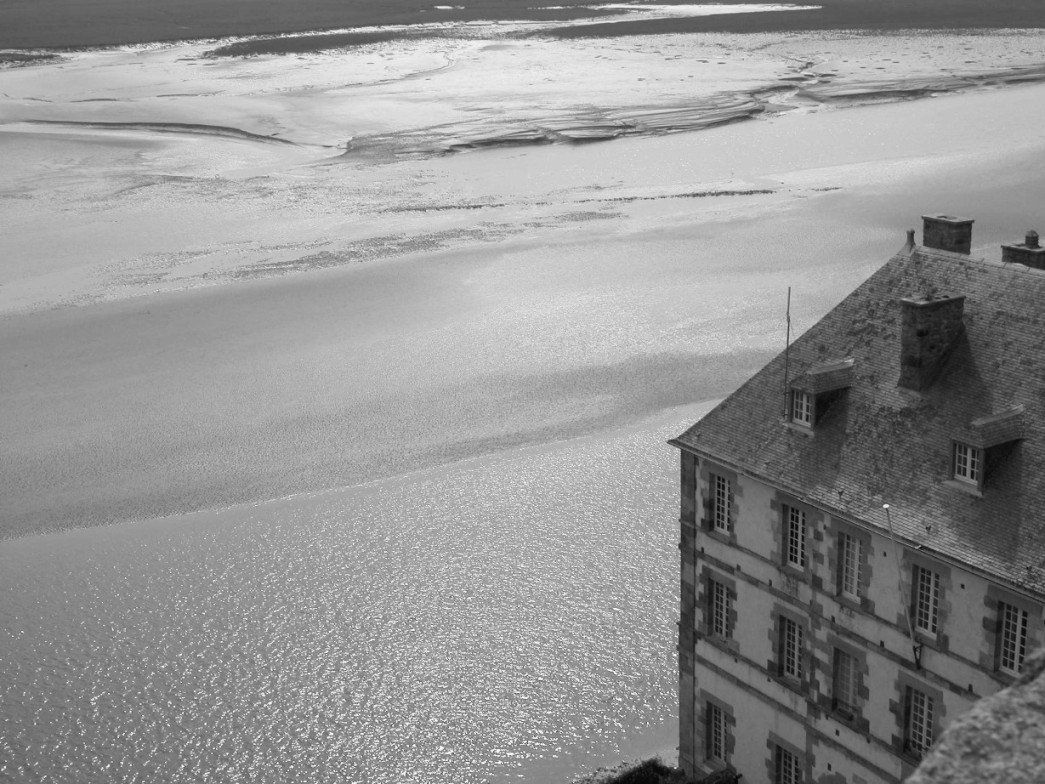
left=671, top=233, right=1045, bottom=594
left=791, top=358, right=855, bottom=395
left=956, top=405, right=1026, bottom=450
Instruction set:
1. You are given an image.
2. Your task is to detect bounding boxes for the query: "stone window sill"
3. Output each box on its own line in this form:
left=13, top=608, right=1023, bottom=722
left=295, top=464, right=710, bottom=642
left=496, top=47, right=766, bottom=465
left=836, top=593, right=863, bottom=612
left=772, top=674, right=806, bottom=695
left=831, top=706, right=860, bottom=726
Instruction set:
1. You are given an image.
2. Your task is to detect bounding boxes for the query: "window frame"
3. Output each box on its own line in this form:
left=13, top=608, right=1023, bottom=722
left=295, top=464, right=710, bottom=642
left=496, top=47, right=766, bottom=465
left=783, top=505, right=807, bottom=570
left=708, top=578, right=731, bottom=639
left=706, top=702, right=727, bottom=764
left=904, top=686, right=935, bottom=758
left=710, top=473, right=734, bottom=534
left=998, top=600, right=1030, bottom=676
left=912, top=564, right=941, bottom=636
left=774, top=745, right=801, bottom=784
left=952, top=441, right=983, bottom=487
left=832, top=647, right=859, bottom=719
left=790, top=389, right=814, bottom=428
left=779, top=616, right=804, bottom=681
left=838, top=531, right=862, bottom=599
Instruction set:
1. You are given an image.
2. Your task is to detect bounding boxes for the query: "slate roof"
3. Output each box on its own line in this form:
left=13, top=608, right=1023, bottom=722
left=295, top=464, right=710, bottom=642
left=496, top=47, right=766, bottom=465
left=671, top=238, right=1045, bottom=596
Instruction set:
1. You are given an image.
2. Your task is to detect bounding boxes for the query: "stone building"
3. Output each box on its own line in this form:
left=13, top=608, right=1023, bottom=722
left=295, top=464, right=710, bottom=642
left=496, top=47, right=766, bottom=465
left=669, top=215, right=1045, bottom=784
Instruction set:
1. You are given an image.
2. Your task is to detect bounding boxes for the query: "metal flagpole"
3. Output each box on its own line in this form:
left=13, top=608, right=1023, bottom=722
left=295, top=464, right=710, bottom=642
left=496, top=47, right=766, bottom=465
left=783, top=287, right=792, bottom=419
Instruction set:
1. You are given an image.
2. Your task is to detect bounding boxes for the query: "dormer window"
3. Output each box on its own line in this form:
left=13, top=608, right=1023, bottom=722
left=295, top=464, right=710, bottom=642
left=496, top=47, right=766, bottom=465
left=786, top=358, right=854, bottom=431
left=790, top=390, right=813, bottom=427
left=948, top=405, right=1024, bottom=492
left=952, top=442, right=982, bottom=486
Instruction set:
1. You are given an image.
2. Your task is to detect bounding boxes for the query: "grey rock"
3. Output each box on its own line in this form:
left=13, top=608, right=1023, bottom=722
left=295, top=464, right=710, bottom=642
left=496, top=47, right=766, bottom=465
left=907, top=649, right=1045, bottom=784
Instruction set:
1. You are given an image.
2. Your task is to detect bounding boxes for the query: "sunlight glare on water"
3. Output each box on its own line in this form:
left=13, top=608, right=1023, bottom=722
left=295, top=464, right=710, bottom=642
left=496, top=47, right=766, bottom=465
left=0, top=413, right=699, bottom=784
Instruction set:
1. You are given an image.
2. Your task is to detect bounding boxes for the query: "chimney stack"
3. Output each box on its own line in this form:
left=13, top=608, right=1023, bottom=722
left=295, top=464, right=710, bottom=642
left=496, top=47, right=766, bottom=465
left=898, top=294, right=966, bottom=391
left=1001, top=230, right=1045, bottom=269
left=922, top=214, right=974, bottom=254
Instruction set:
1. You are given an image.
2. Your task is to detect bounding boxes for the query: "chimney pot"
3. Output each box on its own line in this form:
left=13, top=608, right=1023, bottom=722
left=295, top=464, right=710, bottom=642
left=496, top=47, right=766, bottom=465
left=1001, top=229, right=1045, bottom=269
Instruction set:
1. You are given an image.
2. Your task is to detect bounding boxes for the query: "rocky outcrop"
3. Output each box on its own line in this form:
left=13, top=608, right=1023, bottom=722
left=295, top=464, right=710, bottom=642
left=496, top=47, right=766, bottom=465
left=907, top=649, right=1045, bottom=784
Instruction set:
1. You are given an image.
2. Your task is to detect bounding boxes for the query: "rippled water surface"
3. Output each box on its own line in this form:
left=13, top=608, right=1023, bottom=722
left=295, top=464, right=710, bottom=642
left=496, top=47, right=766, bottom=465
left=0, top=413, right=704, bottom=783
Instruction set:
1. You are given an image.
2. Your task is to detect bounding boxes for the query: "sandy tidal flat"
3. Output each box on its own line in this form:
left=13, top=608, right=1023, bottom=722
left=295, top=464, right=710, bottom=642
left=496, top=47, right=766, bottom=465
left=4, top=25, right=1045, bottom=314
left=4, top=21, right=1045, bottom=536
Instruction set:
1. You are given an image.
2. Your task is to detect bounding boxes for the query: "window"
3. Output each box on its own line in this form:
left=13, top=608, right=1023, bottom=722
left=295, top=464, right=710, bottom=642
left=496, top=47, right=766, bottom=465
left=905, top=687, right=935, bottom=757
left=710, top=474, right=733, bottom=533
left=784, top=506, right=807, bottom=569
left=779, top=617, right=803, bottom=680
left=953, top=442, right=981, bottom=485
left=912, top=565, right=941, bottom=635
left=706, top=703, right=727, bottom=763
left=838, top=532, right=862, bottom=598
left=708, top=578, right=731, bottom=638
left=775, top=745, right=801, bottom=784
left=790, top=389, right=813, bottom=427
left=832, top=648, right=858, bottom=718
left=999, top=601, right=1029, bottom=675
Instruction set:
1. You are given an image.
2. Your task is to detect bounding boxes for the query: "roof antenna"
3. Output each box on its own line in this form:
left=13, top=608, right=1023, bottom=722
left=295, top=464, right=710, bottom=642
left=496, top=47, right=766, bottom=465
left=782, top=286, right=792, bottom=419
left=884, top=504, right=922, bottom=669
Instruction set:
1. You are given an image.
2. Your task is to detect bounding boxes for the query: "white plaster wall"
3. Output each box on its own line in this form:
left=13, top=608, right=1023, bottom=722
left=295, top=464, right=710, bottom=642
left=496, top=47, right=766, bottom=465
left=862, top=645, right=905, bottom=756
left=733, top=576, right=771, bottom=667
left=811, top=735, right=899, bottom=784
left=733, top=474, right=778, bottom=559
left=868, top=535, right=904, bottom=628
left=948, top=571, right=987, bottom=664
left=693, top=466, right=1045, bottom=782
left=698, top=666, right=807, bottom=784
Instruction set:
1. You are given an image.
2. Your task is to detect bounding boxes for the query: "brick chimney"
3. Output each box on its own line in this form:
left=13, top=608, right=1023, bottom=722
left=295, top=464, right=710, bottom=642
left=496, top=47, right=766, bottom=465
left=1001, top=230, right=1045, bottom=269
left=899, top=294, right=966, bottom=391
left=922, top=214, right=974, bottom=254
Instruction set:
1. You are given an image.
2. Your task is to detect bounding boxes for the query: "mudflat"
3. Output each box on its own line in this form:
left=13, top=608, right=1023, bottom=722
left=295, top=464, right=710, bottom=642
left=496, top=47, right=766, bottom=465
left=5, top=0, right=1045, bottom=538
left=4, top=0, right=1045, bottom=50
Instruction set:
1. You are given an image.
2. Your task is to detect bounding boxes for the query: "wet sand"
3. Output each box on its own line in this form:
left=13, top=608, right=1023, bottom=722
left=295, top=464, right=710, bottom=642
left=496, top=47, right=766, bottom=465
left=6, top=16, right=1045, bottom=537
left=6, top=73, right=1045, bottom=537
left=5, top=24, right=1045, bottom=312
left=3, top=10, right=1045, bottom=543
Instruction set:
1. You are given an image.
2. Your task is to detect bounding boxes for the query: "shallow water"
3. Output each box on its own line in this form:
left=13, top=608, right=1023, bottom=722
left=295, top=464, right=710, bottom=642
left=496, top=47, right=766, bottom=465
left=0, top=411, right=706, bottom=784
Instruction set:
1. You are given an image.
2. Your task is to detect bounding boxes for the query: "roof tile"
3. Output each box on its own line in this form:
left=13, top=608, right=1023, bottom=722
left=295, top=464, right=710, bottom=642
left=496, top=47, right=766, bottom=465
left=672, top=243, right=1045, bottom=594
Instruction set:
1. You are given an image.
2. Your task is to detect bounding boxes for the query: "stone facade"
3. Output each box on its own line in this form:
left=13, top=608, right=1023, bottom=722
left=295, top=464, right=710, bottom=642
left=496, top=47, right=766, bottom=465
left=1000, top=231, right=1045, bottom=269
left=676, top=460, right=1044, bottom=783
